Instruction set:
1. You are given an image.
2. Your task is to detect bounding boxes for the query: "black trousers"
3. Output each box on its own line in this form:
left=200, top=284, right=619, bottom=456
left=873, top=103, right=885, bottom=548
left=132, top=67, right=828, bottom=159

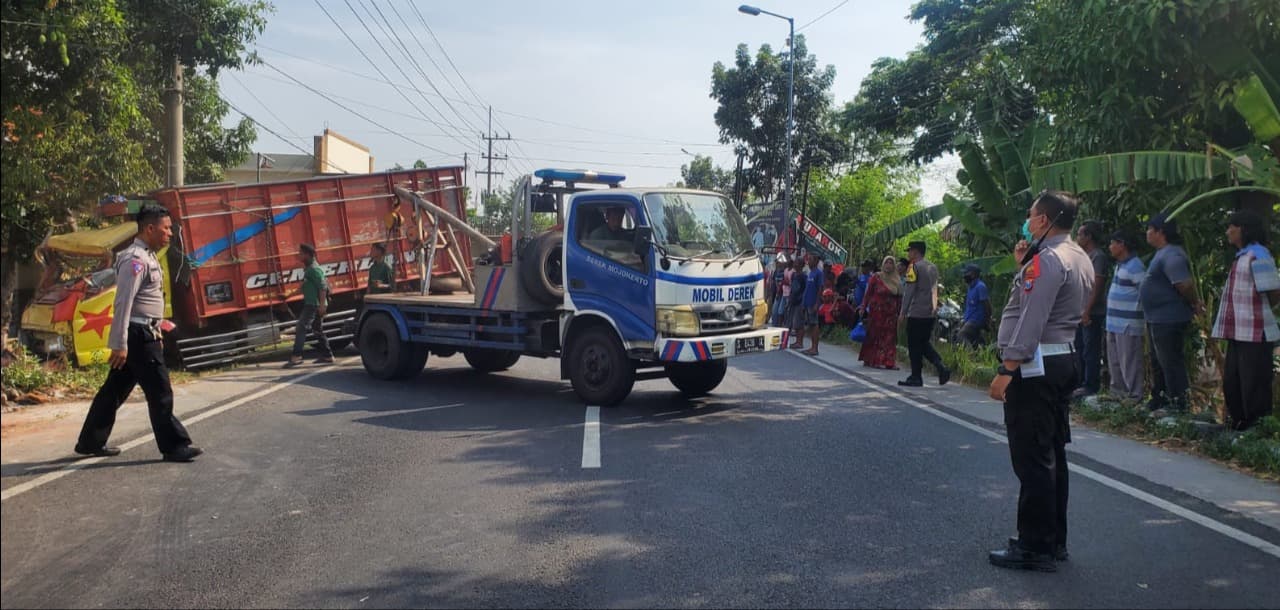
left=1003, top=354, right=1079, bottom=554
left=1224, top=340, right=1275, bottom=430
left=78, top=325, right=192, bottom=454
left=1075, top=316, right=1105, bottom=393
left=906, top=317, right=945, bottom=378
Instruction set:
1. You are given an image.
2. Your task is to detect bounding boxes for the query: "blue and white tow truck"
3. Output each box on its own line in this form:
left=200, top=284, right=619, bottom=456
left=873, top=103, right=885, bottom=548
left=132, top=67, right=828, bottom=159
left=357, top=169, right=787, bottom=405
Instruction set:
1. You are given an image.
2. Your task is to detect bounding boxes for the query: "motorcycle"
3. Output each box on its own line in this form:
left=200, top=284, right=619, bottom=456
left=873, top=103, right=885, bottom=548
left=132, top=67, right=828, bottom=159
left=936, top=296, right=963, bottom=343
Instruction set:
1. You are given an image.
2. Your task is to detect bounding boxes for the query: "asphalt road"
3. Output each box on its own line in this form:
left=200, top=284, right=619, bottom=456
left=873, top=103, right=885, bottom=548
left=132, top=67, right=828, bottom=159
left=2, top=350, right=1278, bottom=608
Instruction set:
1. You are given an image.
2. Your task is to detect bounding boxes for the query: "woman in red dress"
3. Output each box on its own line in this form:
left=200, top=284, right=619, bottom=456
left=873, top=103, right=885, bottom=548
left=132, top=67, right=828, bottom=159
left=858, top=255, right=902, bottom=369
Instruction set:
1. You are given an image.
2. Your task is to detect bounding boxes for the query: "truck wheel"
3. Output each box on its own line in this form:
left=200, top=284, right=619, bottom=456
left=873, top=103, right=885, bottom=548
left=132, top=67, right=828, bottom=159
left=359, top=313, right=409, bottom=380
left=463, top=348, right=521, bottom=372
left=568, top=326, right=635, bottom=406
left=522, top=231, right=564, bottom=305
left=666, top=360, right=728, bottom=397
left=396, top=344, right=430, bottom=379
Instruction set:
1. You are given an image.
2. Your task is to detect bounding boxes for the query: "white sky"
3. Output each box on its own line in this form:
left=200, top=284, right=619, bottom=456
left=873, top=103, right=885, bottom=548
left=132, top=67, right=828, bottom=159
left=222, top=0, right=954, bottom=205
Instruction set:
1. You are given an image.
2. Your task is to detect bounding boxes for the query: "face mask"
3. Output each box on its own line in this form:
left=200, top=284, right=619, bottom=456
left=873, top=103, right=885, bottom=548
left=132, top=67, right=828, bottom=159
left=1021, top=219, right=1034, bottom=242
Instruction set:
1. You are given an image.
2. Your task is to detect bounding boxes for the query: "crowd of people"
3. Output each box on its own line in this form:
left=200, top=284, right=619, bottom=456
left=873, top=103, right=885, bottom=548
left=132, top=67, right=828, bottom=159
left=763, top=210, right=1278, bottom=433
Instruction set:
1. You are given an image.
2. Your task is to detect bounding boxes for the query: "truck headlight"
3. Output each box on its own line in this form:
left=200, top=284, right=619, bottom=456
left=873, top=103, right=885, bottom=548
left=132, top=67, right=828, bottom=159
left=753, top=299, right=769, bottom=328
left=657, top=305, right=700, bottom=337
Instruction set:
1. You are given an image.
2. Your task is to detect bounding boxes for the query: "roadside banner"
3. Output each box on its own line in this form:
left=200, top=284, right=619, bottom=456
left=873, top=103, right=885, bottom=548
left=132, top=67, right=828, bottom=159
left=796, top=214, right=848, bottom=264
left=741, top=200, right=791, bottom=266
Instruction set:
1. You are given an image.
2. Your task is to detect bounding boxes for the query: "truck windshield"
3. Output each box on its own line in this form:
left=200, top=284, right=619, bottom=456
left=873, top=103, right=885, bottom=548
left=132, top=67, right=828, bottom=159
left=642, top=192, right=753, bottom=260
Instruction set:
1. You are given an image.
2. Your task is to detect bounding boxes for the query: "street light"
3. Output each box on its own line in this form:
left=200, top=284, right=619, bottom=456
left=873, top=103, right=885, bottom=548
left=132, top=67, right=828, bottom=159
left=737, top=4, right=794, bottom=240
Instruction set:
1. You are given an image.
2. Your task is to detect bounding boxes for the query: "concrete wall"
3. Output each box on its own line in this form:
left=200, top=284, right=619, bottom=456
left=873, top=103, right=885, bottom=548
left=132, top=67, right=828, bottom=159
left=315, top=129, right=372, bottom=175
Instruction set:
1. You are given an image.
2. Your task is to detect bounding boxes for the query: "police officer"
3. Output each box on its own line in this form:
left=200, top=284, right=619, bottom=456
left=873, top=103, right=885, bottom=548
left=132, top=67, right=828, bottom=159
left=987, top=190, right=1093, bottom=572
left=75, top=205, right=202, bottom=463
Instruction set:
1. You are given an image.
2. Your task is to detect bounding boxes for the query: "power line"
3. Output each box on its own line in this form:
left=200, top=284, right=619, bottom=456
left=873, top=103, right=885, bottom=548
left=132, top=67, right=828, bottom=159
left=220, top=95, right=353, bottom=173
left=239, top=69, right=460, bottom=136
left=401, top=0, right=534, bottom=177
left=227, top=73, right=300, bottom=138
left=797, top=0, right=851, bottom=32
left=387, top=0, right=489, bottom=128
left=506, top=155, right=684, bottom=171
left=340, top=0, right=475, bottom=146
left=258, top=59, right=456, bottom=157
left=356, top=0, right=483, bottom=137
left=252, top=43, right=729, bottom=150
left=312, top=0, right=469, bottom=149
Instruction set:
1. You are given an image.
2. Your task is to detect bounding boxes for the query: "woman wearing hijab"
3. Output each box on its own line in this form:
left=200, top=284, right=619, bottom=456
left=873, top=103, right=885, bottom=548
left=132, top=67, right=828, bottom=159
left=858, top=256, right=903, bottom=369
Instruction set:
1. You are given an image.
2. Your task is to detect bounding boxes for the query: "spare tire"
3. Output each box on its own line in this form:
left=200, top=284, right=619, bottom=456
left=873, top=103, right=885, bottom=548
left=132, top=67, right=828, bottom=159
left=522, top=231, right=564, bottom=305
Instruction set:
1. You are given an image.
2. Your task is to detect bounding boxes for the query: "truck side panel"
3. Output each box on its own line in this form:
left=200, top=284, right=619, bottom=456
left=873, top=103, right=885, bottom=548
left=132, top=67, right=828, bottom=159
left=151, top=168, right=469, bottom=327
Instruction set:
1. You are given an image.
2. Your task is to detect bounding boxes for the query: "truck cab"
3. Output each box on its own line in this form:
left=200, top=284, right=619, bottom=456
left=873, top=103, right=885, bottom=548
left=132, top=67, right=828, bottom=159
left=551, top=171, right=786, bottom=404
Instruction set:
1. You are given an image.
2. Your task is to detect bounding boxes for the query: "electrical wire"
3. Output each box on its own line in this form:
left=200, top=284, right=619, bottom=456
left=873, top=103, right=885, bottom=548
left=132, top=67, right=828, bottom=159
left=259, top=59, right=456, bottom=157
left=221, top=95, right=353, bottom=173
left=227, top=73, right=301, bottom=138
left=357, top=0, right=483, bottom=137
left=797, top=0, right=851, bottom=32
left=387, top=0, right=489, bottom=128
left=312, top=0, right=470, bottom=149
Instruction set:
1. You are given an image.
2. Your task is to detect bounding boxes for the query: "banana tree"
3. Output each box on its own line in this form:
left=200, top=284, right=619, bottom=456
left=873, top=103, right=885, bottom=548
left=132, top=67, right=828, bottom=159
left=1031, top=48, right=1280, bottom=217
left=868, top=100, right=1048, bottom=274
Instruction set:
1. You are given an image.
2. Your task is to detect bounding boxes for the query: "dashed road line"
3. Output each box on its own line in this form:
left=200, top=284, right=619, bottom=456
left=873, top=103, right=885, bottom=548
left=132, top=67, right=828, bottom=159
left=582, top=406, right=601, bottom=469
left=786, top=349, right=1280, bottom=560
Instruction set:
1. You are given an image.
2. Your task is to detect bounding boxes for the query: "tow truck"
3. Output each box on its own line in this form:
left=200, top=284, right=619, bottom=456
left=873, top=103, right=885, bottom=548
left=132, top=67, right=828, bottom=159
left=357, top=169, right=787, bottom=405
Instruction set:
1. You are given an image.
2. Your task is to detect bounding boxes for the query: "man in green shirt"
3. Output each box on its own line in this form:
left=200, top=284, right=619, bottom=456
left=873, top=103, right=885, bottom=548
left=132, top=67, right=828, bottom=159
left=367, top=242, right=394, bottom=295
left=286, top=243, right=333, bottom=367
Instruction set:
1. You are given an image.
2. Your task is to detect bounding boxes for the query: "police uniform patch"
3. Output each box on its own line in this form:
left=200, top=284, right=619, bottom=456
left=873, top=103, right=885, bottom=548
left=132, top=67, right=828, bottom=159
left=131, top=260, right=145, bottom=275
left=1022, top=254, right=1041, bottom=292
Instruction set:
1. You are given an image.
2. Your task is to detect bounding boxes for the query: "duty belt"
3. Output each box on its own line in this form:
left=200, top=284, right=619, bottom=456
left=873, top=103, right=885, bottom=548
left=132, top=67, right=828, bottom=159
left=1039, top=342, right=1075, bottom=357
left=130, top=316, right=160, bottom=326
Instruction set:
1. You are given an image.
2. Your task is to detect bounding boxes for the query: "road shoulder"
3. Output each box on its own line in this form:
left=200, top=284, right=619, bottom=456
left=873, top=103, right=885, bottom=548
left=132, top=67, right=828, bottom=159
left=796, top=345, right=1280, bottom=535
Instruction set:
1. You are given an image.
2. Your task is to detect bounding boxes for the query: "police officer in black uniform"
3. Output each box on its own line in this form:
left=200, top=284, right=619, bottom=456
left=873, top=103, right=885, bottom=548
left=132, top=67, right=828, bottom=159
left=75, top=205, right=202, bottom=462
left=987, top=191, right=1093, bottom=572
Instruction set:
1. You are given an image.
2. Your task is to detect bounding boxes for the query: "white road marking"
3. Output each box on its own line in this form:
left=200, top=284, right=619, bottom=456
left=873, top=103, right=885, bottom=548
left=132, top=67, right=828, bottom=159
left=420, top=402, right=465, bottom=412
left=1, top=359, right=352, bottom=502
left=787, top=350, right=1280, bottom=560
left=582, top=406, right=601, bottom=469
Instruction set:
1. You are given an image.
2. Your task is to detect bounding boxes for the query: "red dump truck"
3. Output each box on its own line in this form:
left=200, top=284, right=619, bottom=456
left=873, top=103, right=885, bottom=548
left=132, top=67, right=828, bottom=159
left=19, top=166, right=472, bottom=369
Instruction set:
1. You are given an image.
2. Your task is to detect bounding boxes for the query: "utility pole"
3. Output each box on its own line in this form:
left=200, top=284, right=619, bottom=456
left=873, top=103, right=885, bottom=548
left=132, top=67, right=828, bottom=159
left=165, top=57, right=185, bottom=187
left=733, top=147, right=746, bottom=211
left=476, top=106, right=511, bottom=200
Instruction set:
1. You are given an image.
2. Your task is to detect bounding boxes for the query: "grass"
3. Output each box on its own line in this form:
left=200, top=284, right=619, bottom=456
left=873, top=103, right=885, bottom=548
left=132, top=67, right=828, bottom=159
left=1074, top=397, right=1279, bottom=478
left=3, top=345, right=197, bottom=401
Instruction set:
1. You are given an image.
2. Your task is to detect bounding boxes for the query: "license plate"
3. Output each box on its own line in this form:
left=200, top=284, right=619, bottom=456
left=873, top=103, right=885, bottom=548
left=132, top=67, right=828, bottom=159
left=735, top=336, right=765, bottom=353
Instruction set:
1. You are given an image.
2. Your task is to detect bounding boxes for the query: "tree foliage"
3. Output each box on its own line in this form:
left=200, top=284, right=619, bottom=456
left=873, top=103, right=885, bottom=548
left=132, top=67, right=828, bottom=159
left=677, top=154, right=733, bottom=195
left=804, top=164, right=923, bottom=264
left=1, top=0, right=269, bottom=336
left=840, top=0, right=1033, bottom=164
left=711, top=36, right=845, bottom=200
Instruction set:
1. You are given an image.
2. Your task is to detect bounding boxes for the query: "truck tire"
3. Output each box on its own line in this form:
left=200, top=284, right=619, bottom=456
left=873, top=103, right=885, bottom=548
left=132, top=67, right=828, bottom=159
left=359, top=313, right=411, bottom=380
left=463, top=348, right=521, bottom=372
left=522, top=231, right=564, bottom=305
left=666, top=360, right=728, bottom=397
left=396, top=344, right=430, bottom=379
left=567, top=326, right=635, bottom=406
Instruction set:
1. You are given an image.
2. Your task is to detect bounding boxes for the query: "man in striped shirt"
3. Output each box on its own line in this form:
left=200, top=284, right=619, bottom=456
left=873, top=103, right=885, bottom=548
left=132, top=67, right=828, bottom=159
left=1105, top=231, right=1146, bottom=401
left=1211, top=211, right=1280, bottom=431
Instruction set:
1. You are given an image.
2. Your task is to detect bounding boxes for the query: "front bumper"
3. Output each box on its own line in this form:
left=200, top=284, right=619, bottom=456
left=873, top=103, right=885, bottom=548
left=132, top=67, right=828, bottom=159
left=654, top=326, right=789, bottom=363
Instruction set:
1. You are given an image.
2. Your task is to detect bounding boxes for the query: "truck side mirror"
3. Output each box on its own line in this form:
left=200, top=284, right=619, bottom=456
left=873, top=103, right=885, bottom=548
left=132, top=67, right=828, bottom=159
left=633, top=226, right=653, bottom=256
